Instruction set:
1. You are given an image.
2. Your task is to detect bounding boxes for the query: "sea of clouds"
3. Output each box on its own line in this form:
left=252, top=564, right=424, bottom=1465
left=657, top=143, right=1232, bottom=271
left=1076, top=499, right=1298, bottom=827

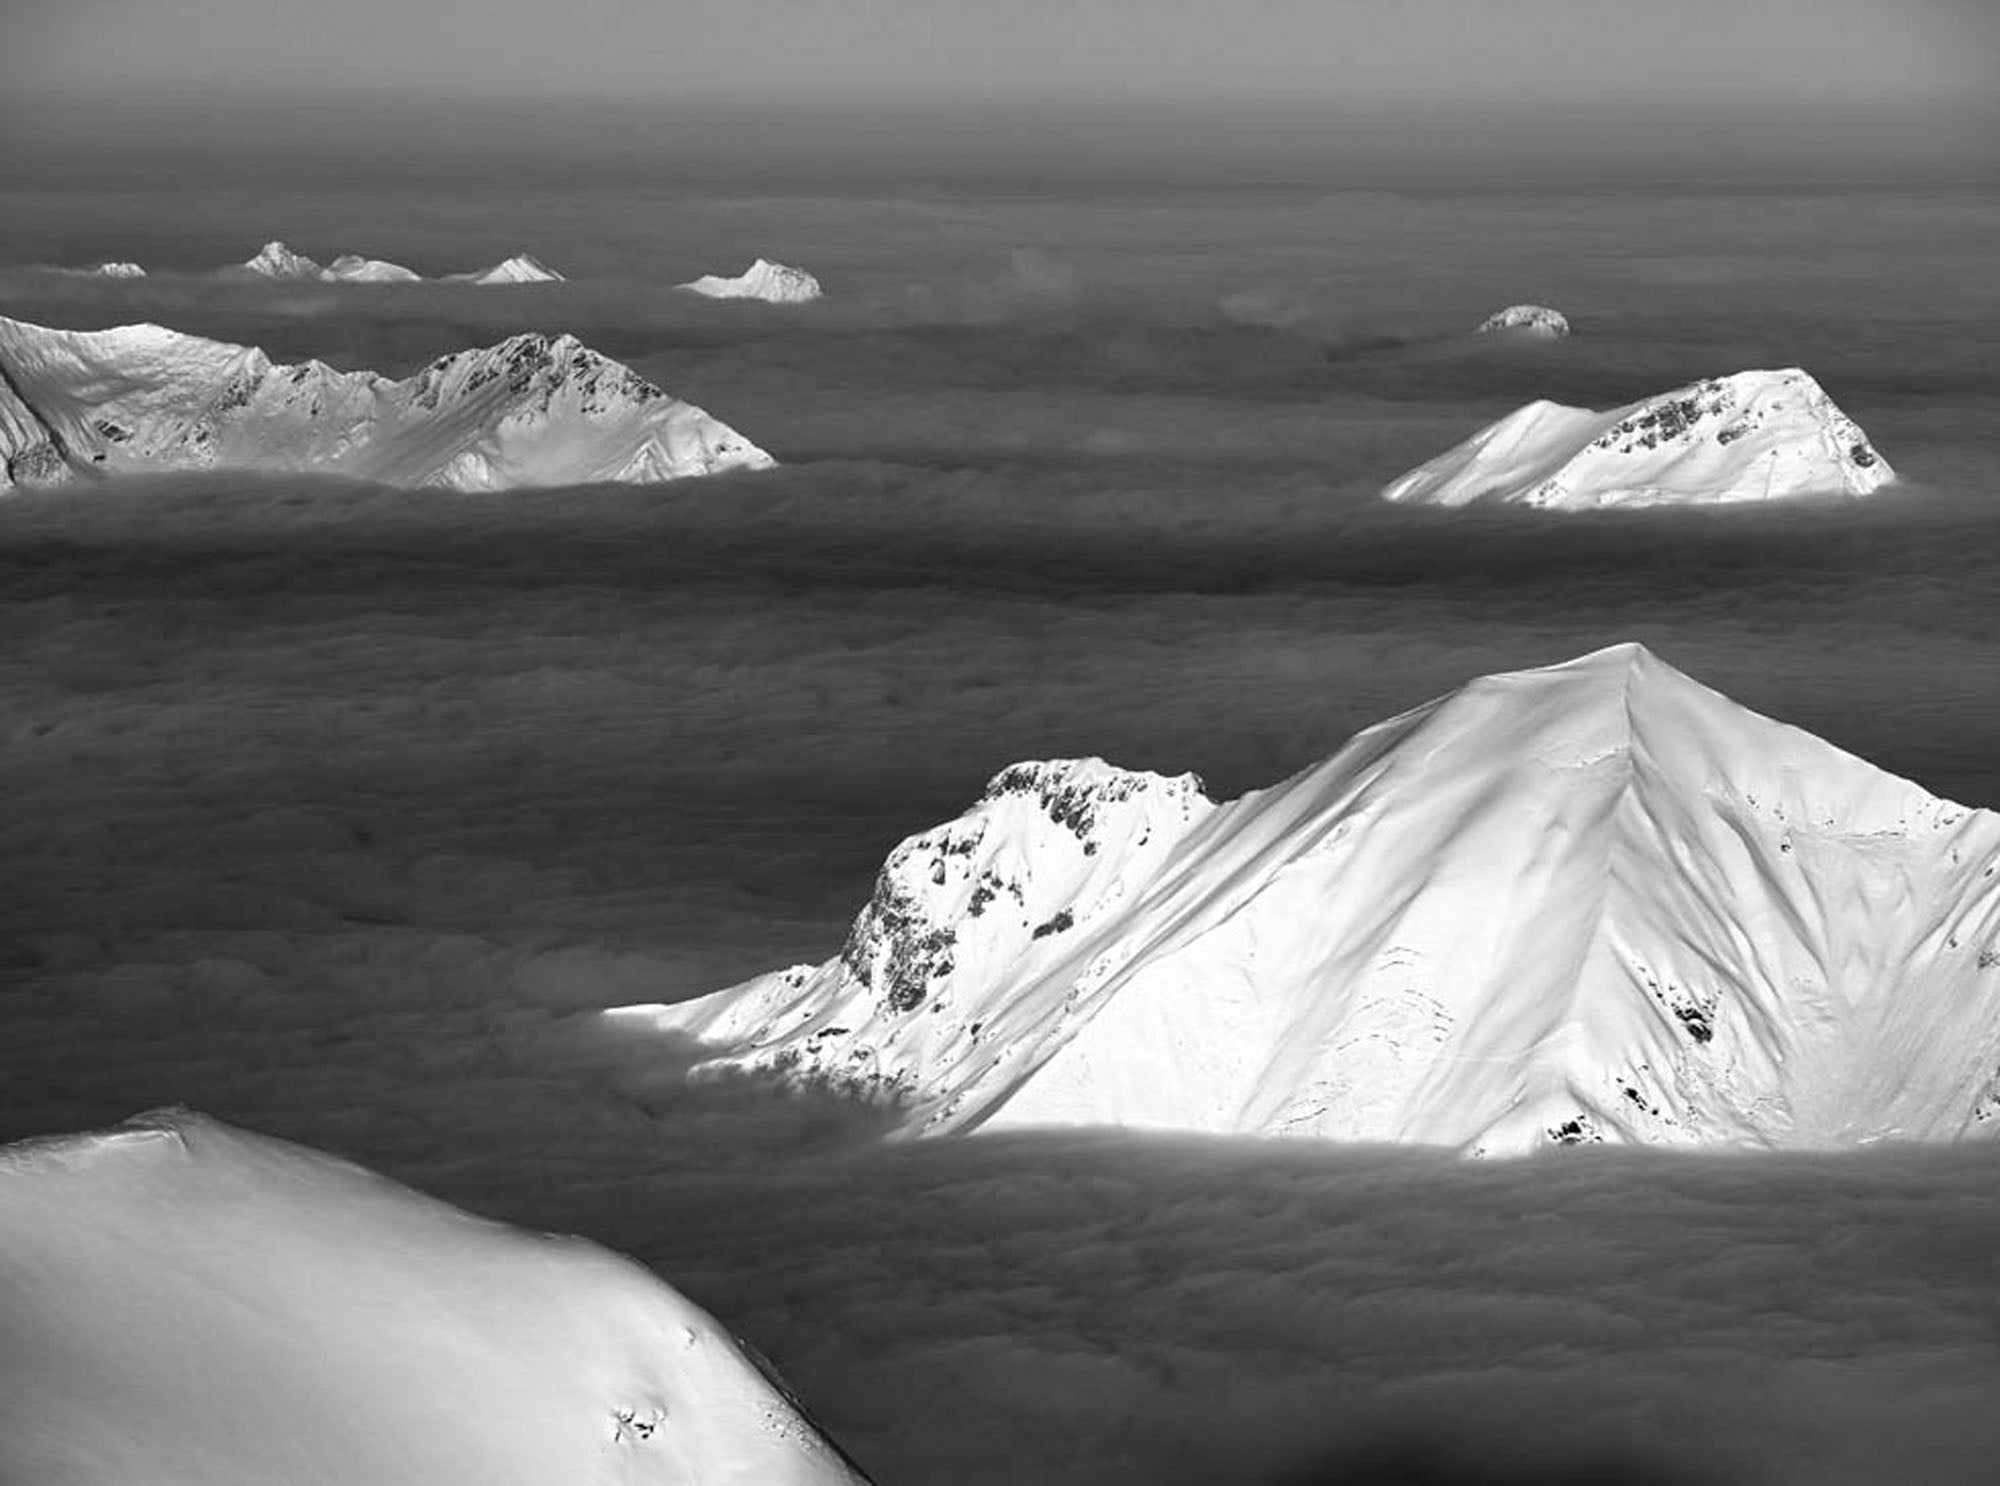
left=3, top=180, right=2000, bottom=1484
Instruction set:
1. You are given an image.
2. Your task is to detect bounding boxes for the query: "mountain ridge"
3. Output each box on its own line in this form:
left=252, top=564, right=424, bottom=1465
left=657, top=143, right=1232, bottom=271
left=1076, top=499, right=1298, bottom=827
left=614, top=645, right=2000, bottom=1155
left=0, top=315, right=772, bottom=491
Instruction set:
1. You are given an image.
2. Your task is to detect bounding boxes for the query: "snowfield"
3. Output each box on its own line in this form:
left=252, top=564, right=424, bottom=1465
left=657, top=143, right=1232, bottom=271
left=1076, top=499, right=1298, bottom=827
left=0, top=1110, right=873, bottom=1486
left=615, top=645, right=2000, bottom=1154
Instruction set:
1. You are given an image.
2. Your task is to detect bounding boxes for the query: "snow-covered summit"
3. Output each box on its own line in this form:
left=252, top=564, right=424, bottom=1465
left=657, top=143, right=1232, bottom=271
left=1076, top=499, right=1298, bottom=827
left=681, top=258, right=823, bottom=303
left=0, top=1110, right=872, bottom=1486
left=238, top=239, right=328, bottom=279
left=1475, top=303, right=1570, bottom=338
left=0, top=315, right=773, bottom=492
left=449, top=253, right=567, bottom=285
left=87, top=261, right=146, bottom=278
left=325, top=252, right=422, bottom=283
left=1381, top=368, right=1893, bottom=510
left=614, top=644, right=2000, bottom=1155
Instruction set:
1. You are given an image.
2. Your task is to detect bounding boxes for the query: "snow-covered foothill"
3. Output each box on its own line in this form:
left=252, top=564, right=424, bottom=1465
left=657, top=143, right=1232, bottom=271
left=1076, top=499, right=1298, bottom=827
left=1380, top=368, right=1893, bottom=509
left=614, top=644, right=2000, bottom=1156
left=681, top=258, right=823, bottom=303
left=0, top=1110, right=873, bottom=1486
left=1475, top=303, right=1570, bottom=338
left=0, top=314, right=773, bottom=492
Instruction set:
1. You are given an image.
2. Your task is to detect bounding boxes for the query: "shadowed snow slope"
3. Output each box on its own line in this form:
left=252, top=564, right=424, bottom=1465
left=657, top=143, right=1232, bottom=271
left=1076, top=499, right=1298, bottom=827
left=0, top=315, right=773, bottom=491
left=1381, top=368, right=1892, bottom=509
left=614, top=645, right=2000, bottom=1155
left=681, top=258, right=823, bottom=303
left=0, top=1111, right=873, bottom=1486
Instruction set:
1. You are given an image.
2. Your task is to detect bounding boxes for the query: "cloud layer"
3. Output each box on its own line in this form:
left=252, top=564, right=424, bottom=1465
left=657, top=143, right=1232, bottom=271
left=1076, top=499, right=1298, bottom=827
left=3, top=180, right=2000, bottom=1484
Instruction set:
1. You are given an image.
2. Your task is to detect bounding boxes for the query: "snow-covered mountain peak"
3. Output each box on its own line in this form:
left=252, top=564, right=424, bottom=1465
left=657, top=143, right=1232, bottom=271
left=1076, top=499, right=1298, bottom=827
left=1476, top=303, right=1570, bottom=337
left=324, top=252, right=422, bottom=284
left=681, top=258, right=823, bottom=303
left=450, top=253, right=567, bottom=285
left=1382, top=367, right=1893, bottom=509
left=0, top=314, right=773, bottom=491
left=241, top=239, right=326, bottom=279
left=615, top=647, right=2000, bottom=1154
left=88, top=261, right=146, bottom=278
left=0, top=1110, right=872, bottom=1485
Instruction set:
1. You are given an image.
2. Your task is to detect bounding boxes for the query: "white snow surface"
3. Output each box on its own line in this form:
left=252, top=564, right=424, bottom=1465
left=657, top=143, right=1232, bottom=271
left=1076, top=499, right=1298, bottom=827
left=88, top=261, right=146, bottom=278
left=1380, top=368, right=1893, bottom=509
left=447, top=253, right=568, bottom=285
left=614, top=645, right=2000, bottom=1155
left=1475, top=303, right=1570, bottom=337
left=0, top=1110, right=872, bottom=1486
left=681, top=258, right=823, bottom=303
left=0, top=314, right=774, bottom=491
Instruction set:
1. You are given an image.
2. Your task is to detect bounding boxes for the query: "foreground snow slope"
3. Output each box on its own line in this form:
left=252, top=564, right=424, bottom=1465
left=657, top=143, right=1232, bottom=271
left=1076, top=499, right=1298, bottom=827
left=682, top=258, right=823, bottom=303
left=1382, top=368, right=1892, bottom=509
left=616, top=645, right=2000, bottom=1154
left=0, top=1111, right=872, bottom=1486
left=0, top=315, right=772, bottom=491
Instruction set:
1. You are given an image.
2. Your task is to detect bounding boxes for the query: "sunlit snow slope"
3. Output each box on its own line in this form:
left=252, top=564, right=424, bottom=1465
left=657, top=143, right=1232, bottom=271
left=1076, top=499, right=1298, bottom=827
left=616, top=646, right=2000, bottom=1155
left=682, top=258, right=823, bottom=303
left=1382, top=369, right=1891, bottom=509
left=0, top=1111, right=872, bottom=1486
left=0, top=315, right=773, bottom=491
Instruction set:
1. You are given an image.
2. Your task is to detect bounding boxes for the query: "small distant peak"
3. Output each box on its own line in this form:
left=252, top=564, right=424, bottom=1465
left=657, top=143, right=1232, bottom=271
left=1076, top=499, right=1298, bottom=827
left=242, top=240, right=326, bottom=279
left=1476, top=303, right=1570, bottom=338
left=90, top=261, right=146, bottom=278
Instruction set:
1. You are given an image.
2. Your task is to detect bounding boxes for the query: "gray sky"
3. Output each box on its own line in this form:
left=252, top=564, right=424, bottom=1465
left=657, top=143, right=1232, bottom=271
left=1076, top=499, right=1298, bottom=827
left=10, top=0, right=1996, bottom=112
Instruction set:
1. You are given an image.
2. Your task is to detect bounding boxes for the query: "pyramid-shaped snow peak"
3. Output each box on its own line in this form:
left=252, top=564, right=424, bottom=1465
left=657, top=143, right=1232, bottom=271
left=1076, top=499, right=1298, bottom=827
left=239, top=239, right=328, bottom=279
left=1382, top=368, right=1892, bottom=510
left=448, top=253, right=567, bottom=285
left=681, top=258, right=823, bottom=303
left=0, top=1111, right=872, bottom=1485
left=613, top=645, right=2000, bottom=1155
left=0, top=316, right=773, bottom=492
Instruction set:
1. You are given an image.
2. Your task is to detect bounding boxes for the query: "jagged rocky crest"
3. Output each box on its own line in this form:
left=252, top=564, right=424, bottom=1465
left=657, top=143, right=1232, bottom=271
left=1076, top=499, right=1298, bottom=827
left=614, top=646, right=2000, bottom=1155
left=1382, top=368, right=1892, bottom=509
left=0, top=315, right=772, bottom=491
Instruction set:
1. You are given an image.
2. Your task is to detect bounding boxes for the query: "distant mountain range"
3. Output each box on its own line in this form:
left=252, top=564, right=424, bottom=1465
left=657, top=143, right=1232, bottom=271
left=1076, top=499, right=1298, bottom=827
left=0, top=315, right=771, bottom=491
left=236, top=240, right=565, bottom=285
left=615, top=645, right=2000, bottom=1155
